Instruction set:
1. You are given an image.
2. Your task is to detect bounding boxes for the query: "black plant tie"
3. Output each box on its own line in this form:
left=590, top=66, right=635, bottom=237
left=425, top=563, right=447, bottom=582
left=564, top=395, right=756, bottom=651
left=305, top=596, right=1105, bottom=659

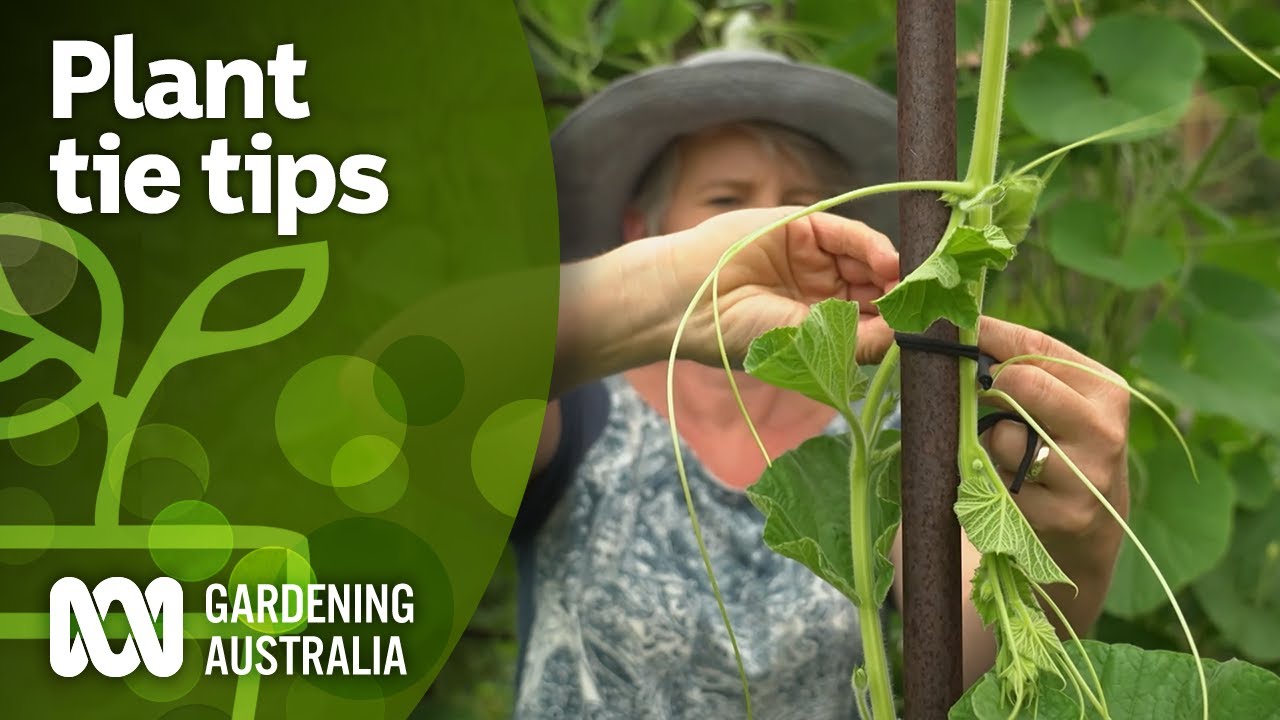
left=895, top=333, right=1038, bottom=493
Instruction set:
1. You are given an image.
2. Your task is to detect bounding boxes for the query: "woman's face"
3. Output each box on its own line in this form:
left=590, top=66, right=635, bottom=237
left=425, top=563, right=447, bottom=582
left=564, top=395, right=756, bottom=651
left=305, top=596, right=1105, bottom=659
left=660, top=125, right=827, bottom=234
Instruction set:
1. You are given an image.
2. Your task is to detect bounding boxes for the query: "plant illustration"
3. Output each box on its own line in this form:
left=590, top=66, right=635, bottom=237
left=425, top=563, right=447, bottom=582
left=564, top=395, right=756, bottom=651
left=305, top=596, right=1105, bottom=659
left=0, top=211, right=327, bottom=718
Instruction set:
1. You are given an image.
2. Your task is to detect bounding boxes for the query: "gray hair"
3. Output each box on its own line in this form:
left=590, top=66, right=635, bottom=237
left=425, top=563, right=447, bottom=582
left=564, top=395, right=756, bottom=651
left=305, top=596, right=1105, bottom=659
left=629, top=121, right=854, bottom=235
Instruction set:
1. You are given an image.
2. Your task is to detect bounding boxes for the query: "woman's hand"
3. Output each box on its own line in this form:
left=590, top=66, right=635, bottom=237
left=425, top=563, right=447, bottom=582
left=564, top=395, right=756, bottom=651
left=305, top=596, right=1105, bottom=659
left=553, top=208, right=899, bottom=395
left=977, top=317, right=1130, bottom=589
left=656, top=207, right=901, bottom=366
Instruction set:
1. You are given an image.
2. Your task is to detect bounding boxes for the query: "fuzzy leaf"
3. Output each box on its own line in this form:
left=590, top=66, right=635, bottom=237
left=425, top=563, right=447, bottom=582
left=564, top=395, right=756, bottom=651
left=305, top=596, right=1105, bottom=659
left=744, top=298, right=868, bottom=411
left=874, top=225, right=1015, bottom=333
left=950, top=640, right=1280, bottom=719
left=991, top=175, right=1045, bottom=245
left=955, top=458, right=1072, bottom=587
left=971, top=555, right=1063, bottom=712
left=745, top=433, right=900, bottom=606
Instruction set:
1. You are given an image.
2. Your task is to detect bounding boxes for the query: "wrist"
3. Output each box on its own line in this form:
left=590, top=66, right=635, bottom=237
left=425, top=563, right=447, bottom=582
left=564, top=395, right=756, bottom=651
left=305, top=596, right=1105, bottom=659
left=553, top=237, right=683, bottom=393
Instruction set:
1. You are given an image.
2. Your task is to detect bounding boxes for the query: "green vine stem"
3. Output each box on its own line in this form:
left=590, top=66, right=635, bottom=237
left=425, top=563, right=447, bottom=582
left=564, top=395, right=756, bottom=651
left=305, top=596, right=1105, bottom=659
left=847, top=407, right=897, bottom=719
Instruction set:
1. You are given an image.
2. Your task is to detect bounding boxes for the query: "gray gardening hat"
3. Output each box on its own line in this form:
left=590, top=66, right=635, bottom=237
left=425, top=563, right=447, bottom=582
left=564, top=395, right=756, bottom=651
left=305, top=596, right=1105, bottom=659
left=551, top=48, right=899, bottom=262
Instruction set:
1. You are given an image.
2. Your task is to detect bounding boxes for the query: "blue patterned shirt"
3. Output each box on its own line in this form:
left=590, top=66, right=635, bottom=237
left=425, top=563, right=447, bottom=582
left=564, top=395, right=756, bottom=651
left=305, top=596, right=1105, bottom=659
left=511, top=374, right=876, bottom=719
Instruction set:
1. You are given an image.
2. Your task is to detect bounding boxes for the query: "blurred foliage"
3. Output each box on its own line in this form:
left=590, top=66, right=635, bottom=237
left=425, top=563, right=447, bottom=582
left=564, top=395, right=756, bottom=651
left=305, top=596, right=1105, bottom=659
left=431, top=0, right=1280, bottom=716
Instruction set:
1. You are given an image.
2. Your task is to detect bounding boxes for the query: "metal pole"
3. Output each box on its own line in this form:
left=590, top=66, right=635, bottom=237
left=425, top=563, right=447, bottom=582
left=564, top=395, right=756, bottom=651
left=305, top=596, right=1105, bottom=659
left=896, top=1, right=962, bottom=718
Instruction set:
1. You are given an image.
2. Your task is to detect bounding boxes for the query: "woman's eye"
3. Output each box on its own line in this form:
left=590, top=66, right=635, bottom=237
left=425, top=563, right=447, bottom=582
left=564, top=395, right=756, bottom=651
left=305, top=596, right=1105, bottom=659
left=706, top=196, right=742, bottom=207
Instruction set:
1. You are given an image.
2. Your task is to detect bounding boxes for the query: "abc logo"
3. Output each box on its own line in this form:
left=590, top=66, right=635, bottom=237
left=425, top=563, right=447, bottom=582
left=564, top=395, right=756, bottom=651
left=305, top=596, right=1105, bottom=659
left=49, top=577, right=184, bottom=678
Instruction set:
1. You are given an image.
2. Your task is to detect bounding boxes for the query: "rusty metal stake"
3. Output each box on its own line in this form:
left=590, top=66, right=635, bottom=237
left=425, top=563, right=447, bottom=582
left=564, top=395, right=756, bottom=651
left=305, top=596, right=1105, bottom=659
left=896, top=0, right=962, bottom=717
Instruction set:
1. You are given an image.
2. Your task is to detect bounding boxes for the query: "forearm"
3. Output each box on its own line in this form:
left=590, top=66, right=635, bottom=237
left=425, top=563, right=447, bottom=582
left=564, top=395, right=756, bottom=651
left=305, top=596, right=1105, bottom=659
left=550, top=237, right=681, bottom=397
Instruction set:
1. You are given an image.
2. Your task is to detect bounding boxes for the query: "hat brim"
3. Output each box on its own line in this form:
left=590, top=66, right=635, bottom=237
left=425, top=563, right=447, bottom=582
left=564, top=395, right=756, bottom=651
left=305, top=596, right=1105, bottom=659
left=551, top=57, right=899, bottom=262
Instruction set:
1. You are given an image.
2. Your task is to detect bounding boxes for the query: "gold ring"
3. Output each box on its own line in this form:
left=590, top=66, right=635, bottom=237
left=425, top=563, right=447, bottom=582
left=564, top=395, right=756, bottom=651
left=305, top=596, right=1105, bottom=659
left=1026, top=444, right=1051, bottom=482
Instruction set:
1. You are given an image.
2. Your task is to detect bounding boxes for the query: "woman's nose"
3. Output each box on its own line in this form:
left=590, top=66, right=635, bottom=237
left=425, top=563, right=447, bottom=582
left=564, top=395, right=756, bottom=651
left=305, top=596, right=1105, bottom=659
left=750, top=188, right=787, bottom=209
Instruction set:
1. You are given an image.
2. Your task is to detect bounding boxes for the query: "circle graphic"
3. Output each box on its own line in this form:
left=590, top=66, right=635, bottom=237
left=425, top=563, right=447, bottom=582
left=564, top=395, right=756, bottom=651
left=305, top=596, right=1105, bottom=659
left=375, top=335, right=465, bottom=426
left=276, top=356, right=407, bottom=487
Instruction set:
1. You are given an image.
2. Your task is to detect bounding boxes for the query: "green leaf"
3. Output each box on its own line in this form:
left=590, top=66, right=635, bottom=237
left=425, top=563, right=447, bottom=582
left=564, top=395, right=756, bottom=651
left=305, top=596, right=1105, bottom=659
left=1188, top=265, right=1280, bottom=347
left=744, top=298, right=868, bottom=412
left=745, top=433, right=900, bottom=606
left=970, top=555, right=1064, bottom=712
left=1202, top=7, right=1280, bottom=87
left=1135, top=272, right=1280, bottom=437
left=1009, top=14, right=1204, bottom=144
left=794, top=0, right=895, bottom=77
left=1193, top=493, right=1280, bottom=664
left=990, top=175, right=1045, bottom=246
left=954, top=460, right=1072, bottom=587
left=1044, top=199, right=1181, bottom=290
left=1228, top=443, right=1279, bottom=511
left=522, top=0, right=602, bottom=52
left=950, top=640, right=1280, bottom=720
left=603, top=0, right=698, bottom=54
left=1104, top=442, right=1234, bottom=617
left=874, top=225, right=1015, bottom=333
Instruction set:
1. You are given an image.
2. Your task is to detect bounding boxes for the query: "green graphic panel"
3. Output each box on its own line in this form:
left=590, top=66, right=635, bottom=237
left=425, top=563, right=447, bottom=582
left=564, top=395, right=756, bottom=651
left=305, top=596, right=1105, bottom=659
left=0, top=2, right=557, bottom=718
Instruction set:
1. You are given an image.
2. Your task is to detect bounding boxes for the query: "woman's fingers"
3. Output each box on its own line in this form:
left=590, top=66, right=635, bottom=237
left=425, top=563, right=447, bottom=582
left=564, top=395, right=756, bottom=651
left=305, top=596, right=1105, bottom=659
left=978, top=317, right=1124, bottom=400
left=806, top=212, right=899, bottom=285
left=984, top=364, right=1094, bottom=435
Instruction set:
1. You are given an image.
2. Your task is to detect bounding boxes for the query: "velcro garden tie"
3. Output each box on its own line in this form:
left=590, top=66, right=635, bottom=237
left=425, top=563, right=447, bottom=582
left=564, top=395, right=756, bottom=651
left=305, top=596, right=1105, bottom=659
left=895, top=332, right=1040, bottom=493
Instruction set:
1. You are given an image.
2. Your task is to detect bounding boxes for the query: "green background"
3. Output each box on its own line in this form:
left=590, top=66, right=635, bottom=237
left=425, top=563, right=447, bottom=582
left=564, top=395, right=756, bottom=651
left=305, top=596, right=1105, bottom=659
left=0, top=2, right=557, bottom=718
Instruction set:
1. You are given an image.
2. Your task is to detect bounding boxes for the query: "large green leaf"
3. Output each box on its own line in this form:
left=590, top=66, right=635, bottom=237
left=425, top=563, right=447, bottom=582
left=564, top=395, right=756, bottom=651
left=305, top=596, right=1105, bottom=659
left=1187, top=265, right=1280, bottom=347
left=1228, top=442, right=1279, bottom=511
left=1104, top=441, right=1233, bottom=617
left=874, top=225, right=1015, bottom=333
left=744, top=298, right=868, bottom=412
left=1043, top=199, right=1181, bottom=290
left=1135, top=271, right=1280, bottom=437
left=1008, top=14, right=1204, bottom=144
left=1193, top=493, right=1280, bottom=664
left=745, top=433, right=901, bottom=606
left=950, top=640, right=1280, bottom=719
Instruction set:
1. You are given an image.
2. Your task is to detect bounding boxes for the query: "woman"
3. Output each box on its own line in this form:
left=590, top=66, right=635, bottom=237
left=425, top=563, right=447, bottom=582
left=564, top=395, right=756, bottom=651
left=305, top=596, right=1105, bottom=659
left=511, top=49, right=1129, bottom=719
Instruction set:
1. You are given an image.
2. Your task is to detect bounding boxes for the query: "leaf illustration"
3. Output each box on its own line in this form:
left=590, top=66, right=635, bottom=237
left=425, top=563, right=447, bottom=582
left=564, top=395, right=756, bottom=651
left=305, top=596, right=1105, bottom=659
left=0, top=211, right=122, bottom=439
left=137, top=242, right=329, bottom=394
